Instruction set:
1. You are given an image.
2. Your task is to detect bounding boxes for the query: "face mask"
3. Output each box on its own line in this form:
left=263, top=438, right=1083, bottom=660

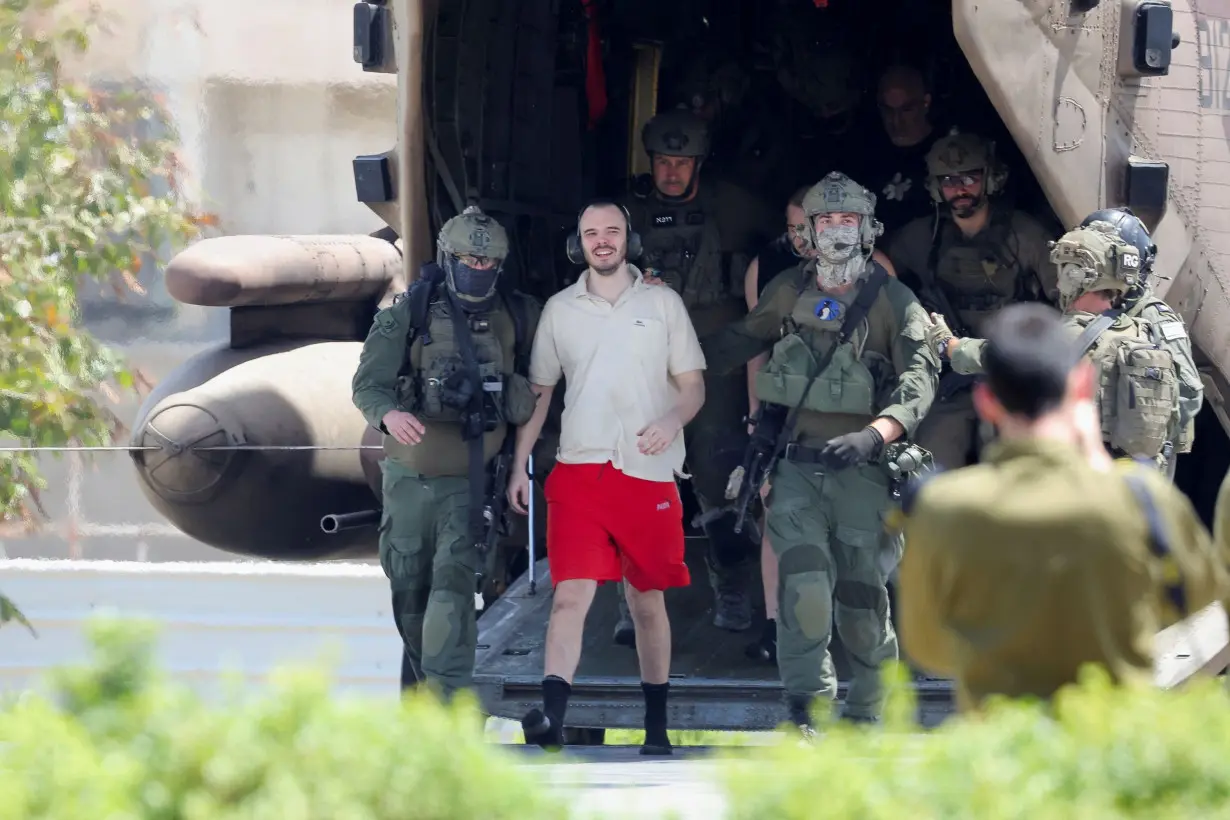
left=813, top=224, right=867, bottom=290
left=446, top=257, right=501, bottom=310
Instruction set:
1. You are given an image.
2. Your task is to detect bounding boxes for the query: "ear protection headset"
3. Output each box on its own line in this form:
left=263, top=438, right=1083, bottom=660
left=924, top=138, right=1010, bottom=203
left=565, top=200, right=643, bottom=266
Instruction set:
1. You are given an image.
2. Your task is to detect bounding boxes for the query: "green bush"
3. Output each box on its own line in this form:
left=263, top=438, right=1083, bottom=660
left=720, top=662, right=1230, bottom=819
left=0, top=618, right=570, bottom=819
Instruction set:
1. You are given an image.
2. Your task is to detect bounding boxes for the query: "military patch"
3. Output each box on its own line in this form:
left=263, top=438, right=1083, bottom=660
left=685, top=211, right=706, bottom=226
left=375, top=309, right=399, bottom=337
left=652, top=212, right=676, bottom=227
left=815, top=297, right=843, bottom=322
left=1157, top=320, right=1188, bottom=342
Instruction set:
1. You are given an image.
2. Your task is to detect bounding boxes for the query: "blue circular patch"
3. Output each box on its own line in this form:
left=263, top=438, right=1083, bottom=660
left=815, top=298, right=842, bottom=321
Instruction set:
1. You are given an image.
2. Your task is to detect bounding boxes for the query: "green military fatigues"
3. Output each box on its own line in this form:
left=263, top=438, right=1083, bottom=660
left=352, top=289, right=540, bottom=699
left=888, top=208, right=1057, bottom=470
left=898, top=438, right=1230, bottom=712
left=1124, top=290, right=1203, bottom=459
left=702, top=265, right=940, bottom=717
left=622, top=177, right=780, bottom=625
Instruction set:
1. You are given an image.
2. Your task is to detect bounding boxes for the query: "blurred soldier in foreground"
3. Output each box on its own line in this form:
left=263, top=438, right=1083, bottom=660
left=351, top=206, right=541, bottom=701
left=701, top=172, right=940, bottom=732
left=898, top=302, right=1230, bottom=712
left=1078, top=207, right=1203, bottom=476
left=928, top=220, right=1182, bottom=471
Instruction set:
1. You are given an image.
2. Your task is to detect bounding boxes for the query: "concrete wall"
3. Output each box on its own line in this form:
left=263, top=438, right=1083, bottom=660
left=2, top=0, right=395, bottom=563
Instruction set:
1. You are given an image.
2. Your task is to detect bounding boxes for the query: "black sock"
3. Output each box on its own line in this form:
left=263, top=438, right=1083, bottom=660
left=543, top=675, right=571, bottom=727
left=641, top=681, right=671, bottom=748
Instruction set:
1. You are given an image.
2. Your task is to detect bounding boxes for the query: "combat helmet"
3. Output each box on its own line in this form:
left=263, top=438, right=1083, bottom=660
left=1079, top=207, right=1157, bottom=278
left=436, top=205, right=509, bottom=310
left=924, top=130, right=1009, bottom=202
left=800, top=171, right=885, bottom=253
left=771, top=23, right=862, bottom=124
left=1049, top=220, right=1144, bottom=311
left=641, top=108, right=711, bottom=159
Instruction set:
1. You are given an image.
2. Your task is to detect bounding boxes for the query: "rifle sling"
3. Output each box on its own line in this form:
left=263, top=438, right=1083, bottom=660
left=442, top=287, right=491, bottom=548
left=1075, top=311, right=1120, bottom=358
left=771, top=264, right=890, bottom=457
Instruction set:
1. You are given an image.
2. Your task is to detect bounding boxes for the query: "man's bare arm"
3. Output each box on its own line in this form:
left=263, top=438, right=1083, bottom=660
left=514, top=383, right=554, bottom=474
left=638, top=369, right=705, bottom=456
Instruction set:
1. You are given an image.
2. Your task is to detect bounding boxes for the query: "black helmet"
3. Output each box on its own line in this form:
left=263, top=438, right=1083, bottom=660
left=1078, top=207, right=1157, bottom=276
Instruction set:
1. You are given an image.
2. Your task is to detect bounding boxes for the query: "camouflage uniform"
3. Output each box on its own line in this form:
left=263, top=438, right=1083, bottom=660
left=351, top=207, right=541, bottom=700
left=936, top=222, right=1183, bottom=470
left=887, top=131, right=1058, bottom=471
left=701, top=173, right=941, bottom=728
left=1079, top=208, right=1203, bottom=475
left=615, top=109, right=779, bottom=639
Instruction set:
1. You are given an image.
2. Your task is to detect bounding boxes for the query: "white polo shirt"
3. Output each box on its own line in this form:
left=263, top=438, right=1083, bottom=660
left=529, top=265, right=707, bottom=483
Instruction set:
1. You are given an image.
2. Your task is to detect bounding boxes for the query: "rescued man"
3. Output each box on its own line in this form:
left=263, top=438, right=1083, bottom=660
left=507, top=201, right=706, bottom=756
left=615, top=107, right=778, bottom=643
left=701, top=172, right=940, bottom=732
left=888, top=130, right=1058, bottom=471
left=1077, top=207, right=1203, bottom=476
left=928, top=220, right=1184, bottom=472
left=351, top=206, right=541, bottom=701
left=898, top=302, right=1230, bottom=712
left=741, top=183, right=899, bottom=665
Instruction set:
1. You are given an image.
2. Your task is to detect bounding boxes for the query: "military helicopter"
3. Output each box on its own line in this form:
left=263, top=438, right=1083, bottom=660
left=129, top=0, right=1230, bottom=735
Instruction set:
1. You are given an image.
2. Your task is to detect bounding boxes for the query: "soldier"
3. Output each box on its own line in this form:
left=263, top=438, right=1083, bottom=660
left=700, top=172, right=940, bottom=732
left=887, top=130, right=1058, bottom=472
left=898, top=302, right=1230, bottom=712
left=1078, top=207, right=1203, bottom=476
left=928, top=221, right=1183, bottom=472
left=351, top=205, right=541, bottom=701
left=613, top=108, right=779, bottom=645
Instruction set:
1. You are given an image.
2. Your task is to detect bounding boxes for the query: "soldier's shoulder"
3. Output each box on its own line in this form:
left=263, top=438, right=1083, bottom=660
left=888, top=216, right=931, bottom=252
left=370, top=294, right=413, bottom=336
left=1008, top=209, right=1050, bottom=236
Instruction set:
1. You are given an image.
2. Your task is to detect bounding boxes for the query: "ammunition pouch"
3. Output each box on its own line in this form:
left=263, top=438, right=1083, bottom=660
left=755, top=334, right=877, bottom=417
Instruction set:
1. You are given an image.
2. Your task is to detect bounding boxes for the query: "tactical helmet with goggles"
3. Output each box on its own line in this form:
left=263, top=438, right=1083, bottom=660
left=924, top=130, right=1007, bottom=203
left=436, top=205, right=509, bottom=312
left=801, top=172, right=885, bottom=290
left=1078, top=207, right=1157, bottom=278
left=1049, top=220, right=1143, bottom=311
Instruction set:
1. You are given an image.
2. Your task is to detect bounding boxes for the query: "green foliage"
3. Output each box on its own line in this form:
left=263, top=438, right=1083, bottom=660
left=0, top=0, right=207, bottom=526
left=720, top=661, right=1230, bottom=819
left=0, top=617, right=570, bottom=819
left=0, top=591, right=35, bottom=635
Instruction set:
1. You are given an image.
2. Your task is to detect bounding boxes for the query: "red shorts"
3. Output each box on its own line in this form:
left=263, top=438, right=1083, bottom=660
left=544, top=461, right=690, bottom=592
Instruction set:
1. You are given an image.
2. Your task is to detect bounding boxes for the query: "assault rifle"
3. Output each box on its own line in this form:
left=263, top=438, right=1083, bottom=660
left=691, top=402, right=787, bottom=544
left=476, top=429, right=516, bottom=593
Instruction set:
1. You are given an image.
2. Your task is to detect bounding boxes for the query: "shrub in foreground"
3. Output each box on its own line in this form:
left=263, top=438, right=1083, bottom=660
left=720, top=662, right=1230, bottom=819
left=0, top=618, right=569, bottom=819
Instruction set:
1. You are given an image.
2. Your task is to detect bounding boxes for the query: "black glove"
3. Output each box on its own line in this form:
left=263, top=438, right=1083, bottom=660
left=818, top=426, right=884, bottom=470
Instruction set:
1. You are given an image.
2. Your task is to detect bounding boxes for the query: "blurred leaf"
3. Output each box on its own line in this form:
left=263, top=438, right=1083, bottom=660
left=0, top=592, right=36, bottom=636
left=0, top=0, right=203, bottom=526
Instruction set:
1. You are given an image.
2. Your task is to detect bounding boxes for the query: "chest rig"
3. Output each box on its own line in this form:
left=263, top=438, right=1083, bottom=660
left=930, top=210, right=1043, bottom=322
left=405, top=296, right=512, bottom=434
left=636, top=193, right=727, bottom=311
left=753, top=265, right=889, bottom=418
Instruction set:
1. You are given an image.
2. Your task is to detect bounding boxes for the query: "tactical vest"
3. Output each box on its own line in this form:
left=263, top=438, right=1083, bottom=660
left=1073, top=313, right=1180, bottom=460
left=395, top=293, right=537, bottom=430
left=929, top=210, right=1044, bottom=331
left=753, top=276, right=890, bottom=417
left=630, top=189, right=730, bottom=311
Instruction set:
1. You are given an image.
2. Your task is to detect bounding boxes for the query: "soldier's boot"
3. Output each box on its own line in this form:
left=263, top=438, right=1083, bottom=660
left=786, top=693, right=820, bottom=743
left=744, top=618, right=777, bottom=663
left=612, top=581, right=636, bottom=648
left=707, top=557, right=753, bottom=632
